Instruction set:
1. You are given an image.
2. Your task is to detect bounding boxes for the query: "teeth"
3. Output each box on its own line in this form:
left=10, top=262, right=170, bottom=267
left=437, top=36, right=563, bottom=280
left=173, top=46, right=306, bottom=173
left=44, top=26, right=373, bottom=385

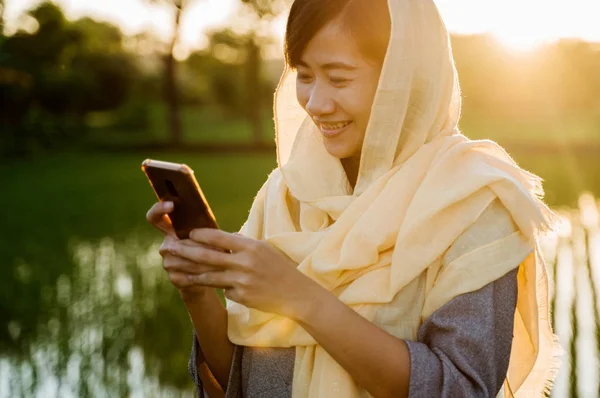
left=321, top=121, right=351, bottom=130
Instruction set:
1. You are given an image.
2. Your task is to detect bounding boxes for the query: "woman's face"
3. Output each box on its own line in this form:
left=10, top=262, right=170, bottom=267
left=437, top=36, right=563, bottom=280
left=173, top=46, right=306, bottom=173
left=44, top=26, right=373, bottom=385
left=295, top=20, right=383, bottom=160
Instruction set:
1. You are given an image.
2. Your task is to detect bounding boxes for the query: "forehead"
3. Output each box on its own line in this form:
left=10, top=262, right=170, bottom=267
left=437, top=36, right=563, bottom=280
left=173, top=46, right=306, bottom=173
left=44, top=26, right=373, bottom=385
left=300, top=20, right=365, bottom=67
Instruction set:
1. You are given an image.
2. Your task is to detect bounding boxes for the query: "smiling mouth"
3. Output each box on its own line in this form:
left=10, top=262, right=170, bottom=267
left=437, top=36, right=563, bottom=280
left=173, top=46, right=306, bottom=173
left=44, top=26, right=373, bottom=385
left=318, top=121, right=353, bottom=137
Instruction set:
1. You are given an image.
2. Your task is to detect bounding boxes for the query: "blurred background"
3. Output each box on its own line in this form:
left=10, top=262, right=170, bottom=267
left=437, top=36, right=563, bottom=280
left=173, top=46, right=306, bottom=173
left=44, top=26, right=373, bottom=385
left=1, top=0, right=599, bottom=396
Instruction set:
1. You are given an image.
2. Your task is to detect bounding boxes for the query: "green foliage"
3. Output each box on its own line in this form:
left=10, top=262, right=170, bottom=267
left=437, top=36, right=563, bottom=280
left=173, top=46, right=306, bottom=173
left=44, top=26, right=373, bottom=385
left=2, top=1, right=600, bottom=154
left=0, top=0, right=5, bottom=34
left=182, top=28, right=276, bottom=118
left=0, top=2, right=137, bottom=155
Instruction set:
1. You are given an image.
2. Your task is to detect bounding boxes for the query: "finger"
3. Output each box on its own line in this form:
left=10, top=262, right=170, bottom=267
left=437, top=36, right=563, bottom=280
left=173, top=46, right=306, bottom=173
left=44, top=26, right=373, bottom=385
left=162, top=253, right=198, bottom=269
left=189, top=229, right=251, bottom=253
left=166, top=271, right=195, bottom=289
left=146, top=201, right=174, bottom=223
left=159, top=236, right=197, bottom=257
left=188, top=271, right=235, bottom=289
left=161, top=239, right=224, bottom=273
left=167, top=242, right=237, bottom=269
left=179, top=239, right=222, bottom=250
left=163, top=255, right=220, bottom=274
left=159, top=236, right=179, bottom=258
left=159, top=237, right=202, bottom=255
left=146, top=201, right=176, bottom=236
left=223, top=288, right=241, bottom=303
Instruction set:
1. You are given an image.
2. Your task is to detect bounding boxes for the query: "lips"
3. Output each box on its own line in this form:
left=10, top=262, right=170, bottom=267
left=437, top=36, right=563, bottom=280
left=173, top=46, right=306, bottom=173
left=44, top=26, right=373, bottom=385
left=320, top=121, right=351, bottom=130
left=318, top=121, right=353, bottom=137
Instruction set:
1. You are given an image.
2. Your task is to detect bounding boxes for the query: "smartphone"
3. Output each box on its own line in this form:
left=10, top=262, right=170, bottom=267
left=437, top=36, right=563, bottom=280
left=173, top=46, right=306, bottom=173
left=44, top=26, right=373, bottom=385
left=142, top=159, right=218, bottom=239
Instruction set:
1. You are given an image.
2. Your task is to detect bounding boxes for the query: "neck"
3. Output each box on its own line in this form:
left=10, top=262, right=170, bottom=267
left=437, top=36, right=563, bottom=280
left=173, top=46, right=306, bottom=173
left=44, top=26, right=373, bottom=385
left=341, top=156, right=360, bottom=189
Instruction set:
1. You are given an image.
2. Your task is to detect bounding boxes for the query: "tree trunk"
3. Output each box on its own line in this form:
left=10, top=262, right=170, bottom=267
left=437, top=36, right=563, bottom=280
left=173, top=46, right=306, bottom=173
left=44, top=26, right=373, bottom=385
left=246, top=36, right=263, bottom=145
left=0, top=0, right=5, bottom=34
left=165, top=0, right=183, bottom=146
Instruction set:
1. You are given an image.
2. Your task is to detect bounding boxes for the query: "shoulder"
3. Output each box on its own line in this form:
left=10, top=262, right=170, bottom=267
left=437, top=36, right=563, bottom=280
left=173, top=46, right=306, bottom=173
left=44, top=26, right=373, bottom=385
left=444, top=198, right=530, bottom=266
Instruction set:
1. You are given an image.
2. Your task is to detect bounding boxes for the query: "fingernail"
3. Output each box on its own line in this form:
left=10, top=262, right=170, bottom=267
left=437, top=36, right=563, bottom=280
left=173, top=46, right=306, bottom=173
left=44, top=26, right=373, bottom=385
left=164, top=201, right=173, bottom=210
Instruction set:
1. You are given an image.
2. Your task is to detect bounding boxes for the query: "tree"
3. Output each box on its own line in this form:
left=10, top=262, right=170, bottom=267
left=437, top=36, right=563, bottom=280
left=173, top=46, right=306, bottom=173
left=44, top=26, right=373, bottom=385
left=239, top=0, right=287, bottom=144
left=0, top=2, right=136, bottom=155
left=185, top=29, right=247, bottom=115
left=147, top=0, right=196, bottom=146
left=0, top=0, right=5, bottom=35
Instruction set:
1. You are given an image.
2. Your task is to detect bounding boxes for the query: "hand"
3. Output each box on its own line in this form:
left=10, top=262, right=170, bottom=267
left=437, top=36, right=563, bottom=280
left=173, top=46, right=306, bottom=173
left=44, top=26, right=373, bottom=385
left=164, top=229, right=326, bottom=320
left=146, top=201, right=218, bottom=301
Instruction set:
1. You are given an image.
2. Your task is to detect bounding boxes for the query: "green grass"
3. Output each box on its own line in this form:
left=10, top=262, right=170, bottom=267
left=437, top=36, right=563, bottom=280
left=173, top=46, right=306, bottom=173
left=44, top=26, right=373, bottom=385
left=1, top=152, right=277, bottom=242
left=87, top=103, right=276, bottom=146
left=86, top=103, right=600, bottom=148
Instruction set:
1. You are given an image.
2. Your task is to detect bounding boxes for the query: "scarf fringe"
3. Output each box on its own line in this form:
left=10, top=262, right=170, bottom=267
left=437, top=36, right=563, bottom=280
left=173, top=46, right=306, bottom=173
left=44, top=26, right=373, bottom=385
left=526, top=168, right=561, bottom=235
left=536, top=245, right=564, bottom=397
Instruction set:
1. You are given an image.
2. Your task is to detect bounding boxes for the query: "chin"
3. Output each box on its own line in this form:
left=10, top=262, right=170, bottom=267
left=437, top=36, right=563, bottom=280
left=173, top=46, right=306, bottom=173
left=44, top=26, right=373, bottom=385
left=319, top=123, right=363, bottom=159
left=323, top=140, right=357, bottom=159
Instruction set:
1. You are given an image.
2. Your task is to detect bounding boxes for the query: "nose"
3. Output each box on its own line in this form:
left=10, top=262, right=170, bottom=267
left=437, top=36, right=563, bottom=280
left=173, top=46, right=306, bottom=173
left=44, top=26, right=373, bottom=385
left=305, top=82, right=335, bottom=118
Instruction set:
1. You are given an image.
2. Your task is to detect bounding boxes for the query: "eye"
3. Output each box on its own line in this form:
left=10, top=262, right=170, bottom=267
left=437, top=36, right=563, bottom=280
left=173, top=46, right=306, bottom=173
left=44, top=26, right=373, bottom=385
left=329, top=77, right=351, bottom=86
left=297, top=72, right=313, bottom=83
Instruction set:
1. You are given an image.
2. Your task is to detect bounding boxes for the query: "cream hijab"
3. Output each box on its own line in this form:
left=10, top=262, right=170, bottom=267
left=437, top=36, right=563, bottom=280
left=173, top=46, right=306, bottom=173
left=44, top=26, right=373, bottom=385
left=228, top=0, right=561, bottom=396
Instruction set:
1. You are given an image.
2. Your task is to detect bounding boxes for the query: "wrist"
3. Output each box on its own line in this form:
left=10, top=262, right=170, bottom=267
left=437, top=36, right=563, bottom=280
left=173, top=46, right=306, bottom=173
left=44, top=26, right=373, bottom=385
left=179, top=286, right=213, bottom=304
left=292, top=279, right=333, bottom=324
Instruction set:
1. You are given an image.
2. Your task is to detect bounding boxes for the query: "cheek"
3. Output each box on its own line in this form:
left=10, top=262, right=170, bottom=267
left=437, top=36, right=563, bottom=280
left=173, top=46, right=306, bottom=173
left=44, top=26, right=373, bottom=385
left=296, top=85, right=310, bottom=110
left=340, top=85, right=377, bottom=152
left=358, top=97, right=375, bottom=127
left=338, top=93, right=371, bottom=129
left=353, top=81, right=379, bottom=129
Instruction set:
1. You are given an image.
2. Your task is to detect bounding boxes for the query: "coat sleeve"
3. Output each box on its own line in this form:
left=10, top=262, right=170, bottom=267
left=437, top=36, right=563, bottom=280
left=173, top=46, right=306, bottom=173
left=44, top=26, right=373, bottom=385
left=405, top=268, right=518, bottom=397
left=188, top=332, right=244, bottom=398
left=405, top=198, right=531, bottom=397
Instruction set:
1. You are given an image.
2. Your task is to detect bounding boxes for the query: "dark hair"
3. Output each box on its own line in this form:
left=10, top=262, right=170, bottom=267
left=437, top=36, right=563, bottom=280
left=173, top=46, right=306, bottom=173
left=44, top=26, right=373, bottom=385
left=284, top=0, right=391, bottom=67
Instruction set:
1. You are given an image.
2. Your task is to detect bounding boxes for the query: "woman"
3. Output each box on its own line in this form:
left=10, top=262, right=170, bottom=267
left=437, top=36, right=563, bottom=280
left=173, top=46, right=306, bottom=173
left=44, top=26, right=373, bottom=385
left=146, top=0, right=561, bottom=396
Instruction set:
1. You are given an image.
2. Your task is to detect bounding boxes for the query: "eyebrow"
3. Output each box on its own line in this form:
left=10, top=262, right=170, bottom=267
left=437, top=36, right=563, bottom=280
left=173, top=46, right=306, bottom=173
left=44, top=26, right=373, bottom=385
left=296, top=60, right=357, bottom=71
